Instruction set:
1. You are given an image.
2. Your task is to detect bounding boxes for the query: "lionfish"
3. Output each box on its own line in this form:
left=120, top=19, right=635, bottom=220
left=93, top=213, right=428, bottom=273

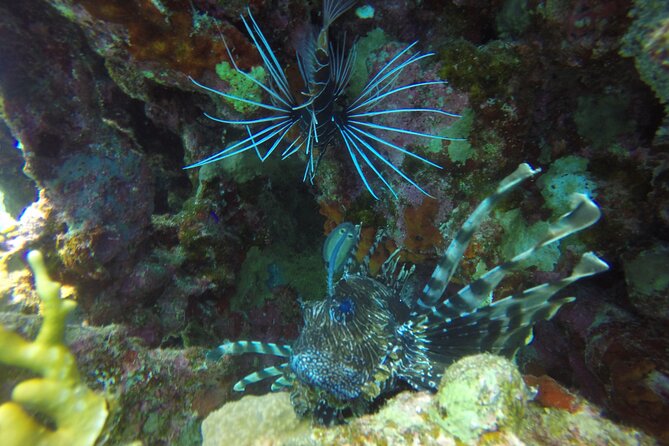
left=186, top=0, right=463, bottom=199
left=208, top=164, right=609, bottom=423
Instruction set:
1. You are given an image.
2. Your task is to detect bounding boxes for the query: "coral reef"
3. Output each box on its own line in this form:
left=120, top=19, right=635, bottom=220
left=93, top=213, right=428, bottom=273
left=0, top=251, right=107, bottom=446
left=623, top=245, right=669, bottom=321
left=521, top=291, right=669, bottom=444
left=432, top=354, right=533, bottom=443
left=0, top=0, right=667, bottom=443
left=621, top=0, right=669, bottom=143
left=0, top=280, right=236, bottom=446
left=201, top=354, right=656, bottom=446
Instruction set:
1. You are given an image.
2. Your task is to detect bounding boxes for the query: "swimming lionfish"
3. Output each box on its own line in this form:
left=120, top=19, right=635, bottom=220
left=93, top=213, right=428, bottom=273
left=208, top=164, right=609, bottom=423
left=186, top=0, right=463, bottom=199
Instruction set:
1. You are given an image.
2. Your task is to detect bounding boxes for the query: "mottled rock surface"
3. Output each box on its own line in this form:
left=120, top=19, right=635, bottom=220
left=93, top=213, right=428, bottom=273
left=202, top=355, right=656, bottom=446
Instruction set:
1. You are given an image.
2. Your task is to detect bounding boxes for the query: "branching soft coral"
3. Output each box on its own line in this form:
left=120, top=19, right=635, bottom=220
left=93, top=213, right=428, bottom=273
left=0, top=251, right=108, bottom=446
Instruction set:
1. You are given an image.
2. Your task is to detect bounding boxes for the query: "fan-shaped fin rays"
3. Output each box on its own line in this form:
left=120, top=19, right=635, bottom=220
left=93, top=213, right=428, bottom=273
left=186, top=6, right=462, bottom=199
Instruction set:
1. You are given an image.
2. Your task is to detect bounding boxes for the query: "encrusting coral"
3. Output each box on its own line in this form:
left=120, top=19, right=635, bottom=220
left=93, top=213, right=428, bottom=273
left=201, top=354, right=656, bottom=446
left=0, top=251, right=108, bottom=446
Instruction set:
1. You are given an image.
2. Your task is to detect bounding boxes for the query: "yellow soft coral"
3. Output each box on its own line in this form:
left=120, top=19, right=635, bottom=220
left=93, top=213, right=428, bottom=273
left=0, top=250, right=108, bottom=446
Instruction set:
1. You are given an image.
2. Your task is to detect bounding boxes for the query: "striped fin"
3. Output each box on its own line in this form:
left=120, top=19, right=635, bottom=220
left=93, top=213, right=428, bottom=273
left=425, top=252, right=609, bottom=360
left=270, top=375, right=294, bottom=391
left=359, top=228, right=386, bottom=275
left=234, top=363, right=289, bottom=392
left=419, top=163, right=541, bottom=308
left=206, top=341, right=292, bottom=361
left=432, top=194, right=602, bottom=319
left=380, top=247, right=402, bottom=280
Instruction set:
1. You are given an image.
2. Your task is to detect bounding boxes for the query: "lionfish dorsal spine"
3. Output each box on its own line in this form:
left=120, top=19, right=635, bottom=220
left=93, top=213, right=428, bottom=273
left=379, top=246, right=403, bottom=284
left=323, top=0, right=357, bottom=29
left=419, top=163, right=541, bottom=308
left=358, top=228, right=385, bottom=275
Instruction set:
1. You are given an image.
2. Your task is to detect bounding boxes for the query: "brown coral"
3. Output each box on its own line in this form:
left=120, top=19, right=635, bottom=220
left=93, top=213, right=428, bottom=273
left=78, top=0, right=260, bottom=76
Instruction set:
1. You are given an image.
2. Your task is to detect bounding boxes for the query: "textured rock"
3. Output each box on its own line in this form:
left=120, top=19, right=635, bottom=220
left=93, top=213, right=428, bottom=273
left=623, top=244, right=669, bottom=321
left=201, top=392, right=310, bottom=446
left=433, top=354, right=534, bottom=443
left=0, top=0, right=668, bottom=443
left=202, top=354, right=655, bottom=446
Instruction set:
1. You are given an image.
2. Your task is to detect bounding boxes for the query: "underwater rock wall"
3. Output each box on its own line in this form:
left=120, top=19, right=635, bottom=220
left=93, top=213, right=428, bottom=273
left=0, top=0, right=667, bottom=444
left=202, top=354, right=656, bottom=446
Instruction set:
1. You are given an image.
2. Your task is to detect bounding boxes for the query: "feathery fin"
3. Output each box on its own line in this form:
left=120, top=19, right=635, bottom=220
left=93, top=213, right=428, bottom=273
left=433, top=193, right=602, bottom=319
left=425, top=252, right=609, bottom=361
left=419, top=163, right=541, bottom=307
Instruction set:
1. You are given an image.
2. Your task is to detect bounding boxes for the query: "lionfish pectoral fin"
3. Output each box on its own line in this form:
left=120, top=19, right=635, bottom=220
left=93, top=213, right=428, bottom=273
left=419, top=163, right=541, bottom=308
left=271, top=375, right=294, bottom=391
left=424, top=252, right=609, bottom=361
left=234, top=363, right=289, bottom=392
left=207, top=340, right=293, bottom=361
left=241, top=9, right=293, bottom=101
left=432, top=194, right=603, bottom=320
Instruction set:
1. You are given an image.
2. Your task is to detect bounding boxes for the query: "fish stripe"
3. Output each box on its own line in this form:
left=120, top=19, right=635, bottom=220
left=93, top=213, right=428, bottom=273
left=234, top=363, right=288, bottom=392
left=430, top=194, right=602, bottom=320
left=420, top=163, right=541, bottom=308
left=424, top=253, right=608, bottom=360
left=360, top=229, right=385, bottom=275
left=208, top=341, right=293, bottom=360
left=270, top=375, right=293, bottom=391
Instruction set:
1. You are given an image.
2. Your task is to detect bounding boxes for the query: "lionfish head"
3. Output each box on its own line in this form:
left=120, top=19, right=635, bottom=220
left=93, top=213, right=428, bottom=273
left=290, top=276, right=395, bottom=400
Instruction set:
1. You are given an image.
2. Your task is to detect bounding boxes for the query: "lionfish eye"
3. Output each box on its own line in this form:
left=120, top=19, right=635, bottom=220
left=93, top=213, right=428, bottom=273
left=338, top=297, right=354, bottom=314
left=329, top=296, right=355, bottom=323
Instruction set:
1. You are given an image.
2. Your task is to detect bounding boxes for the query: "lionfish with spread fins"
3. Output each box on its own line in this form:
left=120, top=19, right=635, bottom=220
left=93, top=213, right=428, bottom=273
left=186, top=0, right=463, bottom=199
left=207, top=164, right=609, bottom=423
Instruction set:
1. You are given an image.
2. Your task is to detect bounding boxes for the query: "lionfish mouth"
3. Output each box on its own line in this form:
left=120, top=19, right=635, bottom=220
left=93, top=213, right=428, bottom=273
left=185, top=0, right=464, bottom=199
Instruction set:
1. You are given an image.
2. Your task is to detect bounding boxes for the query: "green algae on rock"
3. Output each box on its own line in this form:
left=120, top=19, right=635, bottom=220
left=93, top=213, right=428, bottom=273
left=623, top=245, right=669, bottom=321
left=200, top=353, right=656, bottom=446
left=432, top=354, right=534, bottom=444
